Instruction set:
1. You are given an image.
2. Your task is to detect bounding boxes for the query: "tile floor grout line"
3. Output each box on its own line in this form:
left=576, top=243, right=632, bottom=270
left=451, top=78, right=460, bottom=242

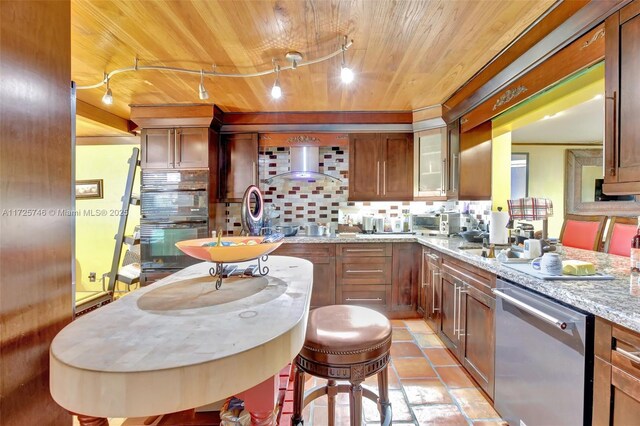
left=404, top=320, right=478, bottom=425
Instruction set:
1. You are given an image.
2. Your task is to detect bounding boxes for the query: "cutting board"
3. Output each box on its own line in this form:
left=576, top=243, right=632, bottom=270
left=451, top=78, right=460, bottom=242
left=502, top=262, right=615, bottom=281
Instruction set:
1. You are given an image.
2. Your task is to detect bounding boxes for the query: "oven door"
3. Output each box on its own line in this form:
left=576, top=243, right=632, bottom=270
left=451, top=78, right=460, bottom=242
left=141, top=190, right=208, bottom=222
left=140, top=222, right=209, bottom=270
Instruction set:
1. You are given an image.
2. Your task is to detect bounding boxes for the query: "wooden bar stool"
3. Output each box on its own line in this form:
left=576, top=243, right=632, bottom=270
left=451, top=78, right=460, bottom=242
left=291, top=305, right=392, bottom=426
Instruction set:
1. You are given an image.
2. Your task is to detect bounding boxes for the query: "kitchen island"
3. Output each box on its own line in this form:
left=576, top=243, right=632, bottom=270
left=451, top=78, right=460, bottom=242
left=50, top=256, right=313, bottom=424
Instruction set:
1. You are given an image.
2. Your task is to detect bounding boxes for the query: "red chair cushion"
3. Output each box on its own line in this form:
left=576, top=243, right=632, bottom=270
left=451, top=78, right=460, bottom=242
left=607, top=223, right=637, bottom=257
left=562, top=220, right=601, bottom=250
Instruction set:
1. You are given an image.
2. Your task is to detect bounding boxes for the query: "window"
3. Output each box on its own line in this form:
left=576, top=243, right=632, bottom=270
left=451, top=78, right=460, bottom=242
left=511, top=153, right=528, bottom=199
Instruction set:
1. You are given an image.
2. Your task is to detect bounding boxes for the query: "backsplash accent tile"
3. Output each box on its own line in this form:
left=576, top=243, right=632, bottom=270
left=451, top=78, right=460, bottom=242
left=213, top=144, right=493, bottom=235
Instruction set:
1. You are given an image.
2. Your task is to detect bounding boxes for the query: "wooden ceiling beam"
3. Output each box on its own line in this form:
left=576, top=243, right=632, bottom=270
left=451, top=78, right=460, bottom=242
left=76, top=100, right=135, bottom=133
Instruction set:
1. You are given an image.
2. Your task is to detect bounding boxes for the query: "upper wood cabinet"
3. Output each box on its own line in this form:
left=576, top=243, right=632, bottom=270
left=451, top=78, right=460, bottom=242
left=414, top=127, right=448, bottom=199
left=141, top=128, right=209, bottom=169
left=349, top=133, right=413, bottom=201
left=459, top=121, right=492, bottom=200
left=604, top=1, right=640, bottom=195
left=218, top=133, right=258, bottom=201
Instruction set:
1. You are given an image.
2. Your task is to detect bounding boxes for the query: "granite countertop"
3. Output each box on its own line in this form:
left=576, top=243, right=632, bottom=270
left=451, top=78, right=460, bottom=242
left=283, top=232, right=640, bottom=334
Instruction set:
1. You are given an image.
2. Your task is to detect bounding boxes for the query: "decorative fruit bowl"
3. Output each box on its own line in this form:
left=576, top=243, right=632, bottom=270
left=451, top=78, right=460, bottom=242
left=175, top=236, right=283, bottom=263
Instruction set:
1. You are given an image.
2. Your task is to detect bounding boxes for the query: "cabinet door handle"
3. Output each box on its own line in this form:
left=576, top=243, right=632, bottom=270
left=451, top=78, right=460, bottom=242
left=607, top=91, right=617, bottom=177
left=377, top=161, right=381, bottom=195
left=452, top=154, right=459, bottom=191
left=427, top=253, right=439, bottom=261
left=432, top=270, right=440, bottom=313
left=346, top=297, right=383, bottom=302
left=345, top=248, right=384, bottom=253
left=175, top=130, right=181, bottom=166
left=452, top=283, right=458, bottom=335
left=168, top=130, right=174, bottom=167
left=457, top=283, right=467, bottom=338
left=383, top=161, right=387, bottom=195
left=616, top=347, right=640, bottom=364
left=346, top=269, right=384, bottom=274
left=442, top=158, right=447, bottom=194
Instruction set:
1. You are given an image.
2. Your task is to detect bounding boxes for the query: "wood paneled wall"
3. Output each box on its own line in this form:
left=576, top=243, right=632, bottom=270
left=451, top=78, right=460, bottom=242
left=0, top=1, right=73, bottom=425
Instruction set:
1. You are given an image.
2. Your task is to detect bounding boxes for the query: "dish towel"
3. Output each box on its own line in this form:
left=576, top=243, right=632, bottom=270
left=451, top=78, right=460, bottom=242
left=507, top=197, right=554, bottom=220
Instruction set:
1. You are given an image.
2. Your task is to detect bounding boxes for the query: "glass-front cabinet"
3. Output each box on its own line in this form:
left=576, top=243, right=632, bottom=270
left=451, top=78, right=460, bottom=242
left=415, top=127, right=448, bottom=198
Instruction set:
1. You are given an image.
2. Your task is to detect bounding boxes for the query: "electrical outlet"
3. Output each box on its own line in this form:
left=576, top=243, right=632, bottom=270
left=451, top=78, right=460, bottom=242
left=88, top=272, right=96, bottom=282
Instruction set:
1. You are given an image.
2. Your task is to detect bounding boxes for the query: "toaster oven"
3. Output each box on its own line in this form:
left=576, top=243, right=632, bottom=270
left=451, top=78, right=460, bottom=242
left=412, top=213, right=463, bottom=236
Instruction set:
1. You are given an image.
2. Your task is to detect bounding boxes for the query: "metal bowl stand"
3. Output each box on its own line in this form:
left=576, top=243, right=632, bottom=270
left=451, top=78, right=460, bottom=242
left=208, top=254, right=270, bottom=290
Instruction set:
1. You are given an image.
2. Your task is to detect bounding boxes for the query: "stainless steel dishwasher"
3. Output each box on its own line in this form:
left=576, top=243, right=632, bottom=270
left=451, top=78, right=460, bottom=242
left=493, top=279, right=594, bottom=426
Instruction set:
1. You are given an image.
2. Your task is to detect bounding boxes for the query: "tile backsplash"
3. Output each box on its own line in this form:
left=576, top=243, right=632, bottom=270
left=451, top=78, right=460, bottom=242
left=213, top=145, right=492, bottom=235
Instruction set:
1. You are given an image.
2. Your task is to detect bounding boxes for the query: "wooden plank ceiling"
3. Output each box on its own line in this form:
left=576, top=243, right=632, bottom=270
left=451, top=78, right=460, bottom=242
left=72, top=0, right=555, bottom=119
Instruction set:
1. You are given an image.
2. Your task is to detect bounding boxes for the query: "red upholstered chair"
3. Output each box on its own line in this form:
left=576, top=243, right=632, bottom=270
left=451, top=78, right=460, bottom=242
left=559, top=214, right=607, bottom=251
left=604, top=216, right=638, bottom=257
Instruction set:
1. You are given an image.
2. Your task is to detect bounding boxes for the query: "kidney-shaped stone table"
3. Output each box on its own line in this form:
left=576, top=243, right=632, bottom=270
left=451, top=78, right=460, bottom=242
left=50, top=256, right=312, bottom=424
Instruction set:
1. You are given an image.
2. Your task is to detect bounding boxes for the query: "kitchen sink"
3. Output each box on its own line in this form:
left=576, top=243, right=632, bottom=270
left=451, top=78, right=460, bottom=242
left=458, top=246, right=531, bottom=262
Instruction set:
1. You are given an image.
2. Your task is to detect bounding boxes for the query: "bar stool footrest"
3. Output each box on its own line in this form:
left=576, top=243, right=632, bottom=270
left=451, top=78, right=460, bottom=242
left=303, top=384, right=379, bottom=407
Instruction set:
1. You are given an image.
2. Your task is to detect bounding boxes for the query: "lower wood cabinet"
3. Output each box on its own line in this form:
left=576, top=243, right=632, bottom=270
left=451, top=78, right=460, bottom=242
left=336, top=243, right=392, bottom=312
left=391, top=243, right=420, bottom=312
left=593, top=318, right=640, bottom=425
left=439, top=257, right=496, bottom=399
left=273, top=243, right=335, bottom=308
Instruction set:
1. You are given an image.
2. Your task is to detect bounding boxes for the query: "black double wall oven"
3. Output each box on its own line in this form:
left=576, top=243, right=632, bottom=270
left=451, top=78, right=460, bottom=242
left=140, top=170, right=209, bottom=285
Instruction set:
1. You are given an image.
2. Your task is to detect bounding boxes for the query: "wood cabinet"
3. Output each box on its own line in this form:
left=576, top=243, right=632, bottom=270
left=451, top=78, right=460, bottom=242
left=604, top=1, right=640, bottom=195
left=459, top=121, right=492, bottom=200
left=391, top=243, right=420, bottom=312
left=439, top=257, right=496, bottom=399
left=141, top=128, right=209, bottom=169
left=218, top=133, right=258, bottom=201
left=273, top=243, right=335, bottom=308
left=593, top=317, right=640, bottom=425
left=336, top=243, right=392, bottom=311
left=414, top=127, right=448, bottom=199
left=349, top=133, right=413, bottom=201
left=419, top=248, right=441, bottom=330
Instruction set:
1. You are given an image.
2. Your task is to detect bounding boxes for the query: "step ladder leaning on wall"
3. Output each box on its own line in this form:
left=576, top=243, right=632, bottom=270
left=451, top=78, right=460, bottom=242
left=106, top=147, right=141, bottom=296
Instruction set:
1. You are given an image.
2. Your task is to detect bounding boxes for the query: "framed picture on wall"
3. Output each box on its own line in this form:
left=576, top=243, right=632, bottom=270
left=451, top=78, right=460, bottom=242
left=75, top=179, right=103, bottom=199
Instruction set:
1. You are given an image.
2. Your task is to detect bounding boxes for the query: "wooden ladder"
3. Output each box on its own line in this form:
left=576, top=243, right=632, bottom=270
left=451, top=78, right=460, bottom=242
left=107, top=147, right=141, bottom=293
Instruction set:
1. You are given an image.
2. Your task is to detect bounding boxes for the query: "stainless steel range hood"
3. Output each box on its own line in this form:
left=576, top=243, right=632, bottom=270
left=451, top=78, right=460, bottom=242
left=265, top=146, right=342, bottom=183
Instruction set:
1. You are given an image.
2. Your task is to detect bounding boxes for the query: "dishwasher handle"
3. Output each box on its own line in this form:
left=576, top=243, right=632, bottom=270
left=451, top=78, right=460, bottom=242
left=493, top=289, right=571, bottom=330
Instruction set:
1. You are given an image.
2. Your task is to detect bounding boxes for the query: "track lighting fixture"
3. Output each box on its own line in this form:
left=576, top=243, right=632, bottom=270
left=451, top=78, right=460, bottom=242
left=78, top=36, right=354, bottom=101
left=340, top=36, right=354, bottom=84
left=271, top=64, right=282, bottom=99
left=198, top=70, right=209, bottom=100
left=101, top=77, right=113, bottom=105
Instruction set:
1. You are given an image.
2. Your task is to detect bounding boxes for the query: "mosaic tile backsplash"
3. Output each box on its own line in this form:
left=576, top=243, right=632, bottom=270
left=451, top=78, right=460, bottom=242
left=213, top=145, right=492, bottom=235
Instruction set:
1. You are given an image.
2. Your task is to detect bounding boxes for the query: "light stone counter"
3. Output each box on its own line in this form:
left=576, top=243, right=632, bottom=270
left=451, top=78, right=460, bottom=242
left=282, top=233, right=640, bottom=334
left=50, top=256, right=313, bottom=419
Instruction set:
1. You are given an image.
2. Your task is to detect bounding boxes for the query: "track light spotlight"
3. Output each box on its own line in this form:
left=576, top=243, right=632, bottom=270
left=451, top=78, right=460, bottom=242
left=198, top=70, right=209, bottom=100
left=340, top=36, right=354, bottom=84
left=101, top=77, right=113, bottom=105
left=271, top=64, right=282, bottom=99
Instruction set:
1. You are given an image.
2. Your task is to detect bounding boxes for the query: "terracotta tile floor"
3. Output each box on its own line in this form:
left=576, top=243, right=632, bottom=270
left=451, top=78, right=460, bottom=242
left=74, top=319, right=505, bottom=426
left=293, top=319, right=505, bottom=425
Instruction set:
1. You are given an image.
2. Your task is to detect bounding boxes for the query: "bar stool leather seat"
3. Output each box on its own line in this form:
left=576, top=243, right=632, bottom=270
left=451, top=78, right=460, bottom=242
left=292, top=305, right=392, bottom=426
